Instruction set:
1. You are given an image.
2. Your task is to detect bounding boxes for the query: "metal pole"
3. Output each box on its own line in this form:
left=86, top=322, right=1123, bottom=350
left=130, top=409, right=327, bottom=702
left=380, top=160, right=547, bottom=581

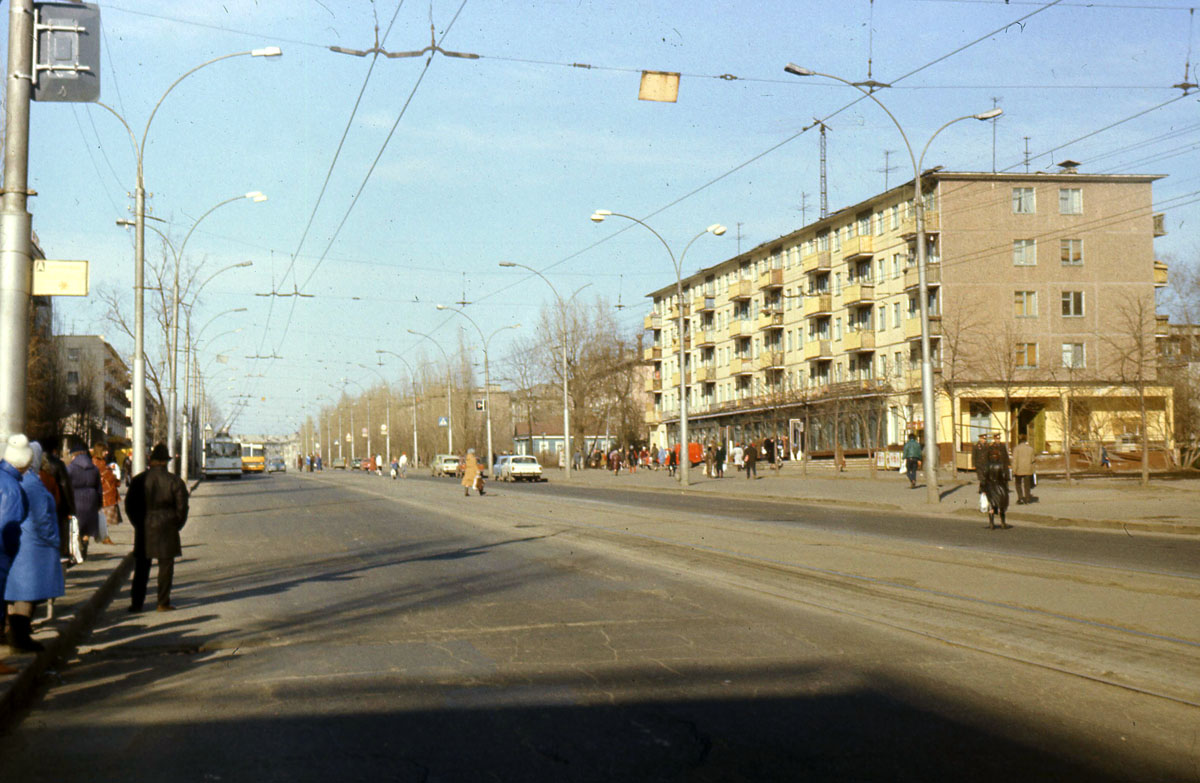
left=350, top=406, right=355, bottom=464
left=446, top=368, right=453, bottom=454
left=412, top=376, right=419, bottom=467
left=0, top=0, right=34, bottom=443
left=915, top=185, right=940, bottom=504
left=181, top=314, right=191, bottom=481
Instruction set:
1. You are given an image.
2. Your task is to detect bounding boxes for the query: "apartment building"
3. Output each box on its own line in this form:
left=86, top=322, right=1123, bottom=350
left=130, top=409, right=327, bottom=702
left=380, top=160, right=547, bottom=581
left=57, top=335, right=132, bottom=444
left=643, top=166, right=1173, bottom=463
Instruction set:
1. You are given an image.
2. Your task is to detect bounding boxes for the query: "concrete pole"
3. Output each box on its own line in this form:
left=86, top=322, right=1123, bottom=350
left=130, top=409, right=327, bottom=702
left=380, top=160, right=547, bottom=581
left=0, top=0, right=34, bottom=443
left=915, top=190, right=941, bottom=504
left=411, top=378, right=419, bottom=467
left=181, top=316, right=191, bottom=481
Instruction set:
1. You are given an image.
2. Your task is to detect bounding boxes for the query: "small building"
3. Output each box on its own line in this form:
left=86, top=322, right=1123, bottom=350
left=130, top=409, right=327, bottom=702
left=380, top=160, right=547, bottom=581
left=56, top=335, right=132, bottom=446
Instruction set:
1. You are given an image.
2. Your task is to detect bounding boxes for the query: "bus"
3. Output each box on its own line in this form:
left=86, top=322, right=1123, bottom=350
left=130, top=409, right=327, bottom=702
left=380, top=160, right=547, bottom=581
left=241, top=443, right=266, bottom=473
left=203, top=434, right=243, bottom=480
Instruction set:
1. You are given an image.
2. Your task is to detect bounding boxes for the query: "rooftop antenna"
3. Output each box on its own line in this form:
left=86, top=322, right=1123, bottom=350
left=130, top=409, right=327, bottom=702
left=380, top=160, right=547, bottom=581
left=1175, top=8, right=1199, bottom=94
left=819, top=121, right=829, bottom=218
left=736, top=222, right=743, bottom=255
left=455, top=272, right=470, bottom=307
left=866, top=0, right=876, bottom=82
left=878, top=150, right=898, bottom=190
left=615, top=274, right=626, bottom=310
left=797, top=192, right=810, bottom=225
left=1023, top=136, right=1031, bottom=174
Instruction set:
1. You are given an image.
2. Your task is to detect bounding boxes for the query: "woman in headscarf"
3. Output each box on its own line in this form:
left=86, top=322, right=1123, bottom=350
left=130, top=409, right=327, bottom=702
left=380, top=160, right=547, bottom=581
left=92, top=443, right=119, bottom=545
left=4, top=441, right=64, bottom=652
left=461, top=448, right=484, bottom=496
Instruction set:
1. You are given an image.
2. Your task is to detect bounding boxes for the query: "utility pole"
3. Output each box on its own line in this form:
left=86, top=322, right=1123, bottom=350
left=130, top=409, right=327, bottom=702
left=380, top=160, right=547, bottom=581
left=818, top=121, right=829, bottom=218
left=0, top=0, right=34, bottom=442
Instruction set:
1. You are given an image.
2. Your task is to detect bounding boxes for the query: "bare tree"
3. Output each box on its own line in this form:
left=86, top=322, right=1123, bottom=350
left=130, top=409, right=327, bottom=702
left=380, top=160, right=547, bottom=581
left=1101, top=290, right=1161, bottom=485
left=938, top=291, right=986, bottom=461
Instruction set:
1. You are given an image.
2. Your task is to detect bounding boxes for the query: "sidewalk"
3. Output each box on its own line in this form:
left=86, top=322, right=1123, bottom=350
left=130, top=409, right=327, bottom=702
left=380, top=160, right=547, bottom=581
left=552, top=463, right=1200, bottom=536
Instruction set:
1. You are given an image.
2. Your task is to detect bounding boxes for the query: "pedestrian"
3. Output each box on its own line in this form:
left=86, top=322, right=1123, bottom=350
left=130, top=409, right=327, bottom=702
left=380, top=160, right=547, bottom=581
left=0, top=434, right=32, bottom=673
left=125, top=443, right=189, bottom=612
left=715, top=442, right=726, bottom=478
left=902, top=432, right=922, bottom=489
left=375, top=453, right=383, bottom=477
left=744, top=441, right=758, bottom=479
left=1013, top=434, right=1035, bottom=505
left=38, top=439, right=75, bottom=560
left=65, top=437, right=100, bottom=559
left=122, top=452, right=132, bottom=488
left=92, top=443, right=120, bottom=546
left=5, top=441, right=64, bottom=652
left=764, top=437, right=776, bottom=469
left=461, top=448, right=484, bottom=496
left=972, top=431, right=989, bottom=485
left=315, top=454, right=323, bottom=471
left=398, top=452, right=408, bottom=478
left=705, top=444, right=715, bottom=478
left=609, top=447, right=621, bottom=475
left=1100, top=444, right=1111, bottom=469
left=731, top=442, right=744, bottom=474
left=981, top=434, right=1011, bottom=530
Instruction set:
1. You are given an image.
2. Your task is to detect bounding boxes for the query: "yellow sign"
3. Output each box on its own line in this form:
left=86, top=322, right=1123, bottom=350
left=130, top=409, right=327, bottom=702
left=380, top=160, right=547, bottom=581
left=32, top=260, right=89, bottom=296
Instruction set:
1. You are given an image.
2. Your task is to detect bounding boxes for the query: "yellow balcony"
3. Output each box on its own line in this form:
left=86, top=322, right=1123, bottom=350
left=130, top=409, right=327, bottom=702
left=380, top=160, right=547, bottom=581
left=756, top=311, right=784, bottom=331
left=903, top=264, right=940, bottom=290
left=843, top=282, right=875, bottom=306
left=730, top=279, right=753, bottom=300
left=693, top=366, right=715, bottom=383
left=758, top=351, right=786, bottom=370
left=804, top=339, right=832, bottom=360
left=642, top=345, right=661, bottom=361
left=802, top=249, right=832, bottom=272
left=729, top=357, right=753, bottom=376
left=644, top=375, right=661, bottom=392
left=843, top=330, right=876, bottom=352
left=1155, top=260, right=1168, bottom=288
left=904, top=315, right=942, bottom=340
left=901, top=209, right=940, bottom=237
left=842, top=234, right=874, bottom=259
left=1156, top=315, right=1170, bottom=337
left=803, top=293, right=832, bottom=317
left=644, top=313, right=661, bottom=330
left=757, top=269, right=783, bottom=290
left=728, top=319, right=750, bottom=339
left=691, top=293, right=715, bottom=312
left=693, top=330, right=715, bottom=347
left=1154, top=213, right=1167, bottom=237
left=644, top=406, right=658, bottom=425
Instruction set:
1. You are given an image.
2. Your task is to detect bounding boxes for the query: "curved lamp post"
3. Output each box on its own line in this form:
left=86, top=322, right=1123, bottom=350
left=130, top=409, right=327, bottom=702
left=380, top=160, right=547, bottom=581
left=408, top=329, right=455, bottom=454
left=784, top=63, right=1000, bottom=503
left=590, top=211, right=725, bottom=487
left=376, top=349, right=422, bottom=467
left=436, top=305, right=519, bottom=475
left=95, top=45, right=281, bottom=475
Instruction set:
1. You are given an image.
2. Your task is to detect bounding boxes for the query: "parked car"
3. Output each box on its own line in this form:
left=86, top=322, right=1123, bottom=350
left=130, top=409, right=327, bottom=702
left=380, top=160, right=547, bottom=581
left=351, top=457, right=363, bottom=470
left=332, top=458, right=346, bottom=470
left=267, top=457, right=287, bottom=473
left=431, top=454, right=461, bottom=477
left=501, top=455, right=543, bottom=482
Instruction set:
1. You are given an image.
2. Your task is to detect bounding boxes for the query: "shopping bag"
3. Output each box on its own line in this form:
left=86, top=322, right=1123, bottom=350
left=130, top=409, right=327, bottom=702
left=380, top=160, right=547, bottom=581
left=68, top=515, right=84, bottom=564
left=1032, top=473, right=1037, bottom=488
left=978, top=492, right=989, bottom=514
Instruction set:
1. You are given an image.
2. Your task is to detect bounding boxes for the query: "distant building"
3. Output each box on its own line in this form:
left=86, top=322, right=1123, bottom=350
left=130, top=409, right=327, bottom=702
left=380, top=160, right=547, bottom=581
left=56, top=335, right=132, bottom=445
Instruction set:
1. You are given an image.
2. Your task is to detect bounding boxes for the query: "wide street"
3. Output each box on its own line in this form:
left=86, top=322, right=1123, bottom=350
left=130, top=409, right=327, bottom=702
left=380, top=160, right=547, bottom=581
left=1, top=470, right=1198, bottom=781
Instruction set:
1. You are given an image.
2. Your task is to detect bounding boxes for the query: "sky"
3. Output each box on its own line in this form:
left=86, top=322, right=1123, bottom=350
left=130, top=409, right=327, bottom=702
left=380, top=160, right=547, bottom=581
left=12, top=0, right=1200, bottom=435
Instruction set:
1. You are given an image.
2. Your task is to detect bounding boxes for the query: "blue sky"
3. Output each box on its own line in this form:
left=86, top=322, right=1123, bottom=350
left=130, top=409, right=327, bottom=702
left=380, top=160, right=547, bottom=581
left=15, top=0, right=1200, bottom=434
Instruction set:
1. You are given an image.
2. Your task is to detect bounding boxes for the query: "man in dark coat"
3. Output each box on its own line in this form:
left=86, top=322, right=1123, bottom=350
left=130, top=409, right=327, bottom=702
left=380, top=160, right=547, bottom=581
left=38, top=439, right=75, bottom=556
left=65, top=437, right=100, bottom=551
left=125, top=443, right=189, bottom=612
left=744, top=441, right=758, bottom=479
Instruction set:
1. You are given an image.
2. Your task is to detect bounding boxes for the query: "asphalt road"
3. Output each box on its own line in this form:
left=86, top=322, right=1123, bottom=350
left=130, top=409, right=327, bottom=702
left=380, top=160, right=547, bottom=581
left=0, top=470, right=1196, bottom=782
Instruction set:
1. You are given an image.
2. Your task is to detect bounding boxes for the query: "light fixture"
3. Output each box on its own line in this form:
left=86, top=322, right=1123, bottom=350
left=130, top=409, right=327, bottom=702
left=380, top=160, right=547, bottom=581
left=783, top=63, right=814, bottom=77
left=251, top=46, right=283, bottom=57
left=974, top=108, right=1003, bottom=121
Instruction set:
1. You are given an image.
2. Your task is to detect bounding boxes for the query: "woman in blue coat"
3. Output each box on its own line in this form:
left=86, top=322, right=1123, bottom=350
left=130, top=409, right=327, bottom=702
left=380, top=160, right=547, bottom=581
left=5, top=442, right=64, bottom=652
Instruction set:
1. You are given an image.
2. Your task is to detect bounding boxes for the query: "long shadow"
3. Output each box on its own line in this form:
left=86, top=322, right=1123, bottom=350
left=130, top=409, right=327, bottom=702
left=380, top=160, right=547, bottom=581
left=0, top=659, right=1174, bottom=782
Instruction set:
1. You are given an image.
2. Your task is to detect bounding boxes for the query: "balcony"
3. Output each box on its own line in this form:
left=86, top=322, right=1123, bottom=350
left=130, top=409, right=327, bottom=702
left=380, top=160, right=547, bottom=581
left=756, top=310, right=784, bottom=331
left=1154, top=212, right=1167, bottom=237
left=666, top=303, right=690, bottom=320
left=729, top=357, right=753, bottom=376
left=729, top=279, right=753, bottom=300
left=757, top=268, right=784, bottom=290
left=804, top=339, right=833, bottom=360
left=669, top=335, right=691, bottom=351
left=644, top=374, right=661, bottom=392
left=904, top=314, right=942, bottom=340
left=905, top=366, right=943, bottom=389
left=758, top=351, right=786, bottom=370
left=643, top=313, right=661, bottom=331
left=1156, top=314, right=1170, bottom=338
left=642, top=345, right=661, bottom=362
left=903, top=264, right=940, bottom=290
left=900, top=209, right=940, bottom=237
left=1155, top=260, right=1168, bottom=288
left=841, top=234, right=874, bottom=260
left=803, top=293, right=833, bottom=317
left=693, top=366, right=715, bottom=383
left=843, top=282, right=875, bottom=306
left=691, top=293, right=715, bottom=312
left=693, top=330, right=715, bottom=348
left=644, top=405, right=658, bottom=425
left=802, top=249, right=832, bottom=272
left=728, top=319, right=750, bottom=339
left=843, top=330, right=876, bottom=352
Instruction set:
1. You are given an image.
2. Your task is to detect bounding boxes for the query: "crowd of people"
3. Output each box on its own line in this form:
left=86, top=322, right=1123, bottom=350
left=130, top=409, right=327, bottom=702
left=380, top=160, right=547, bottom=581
left=585, top=438, right=784, bottom=480
left=0, top=433, right=189, bottom=674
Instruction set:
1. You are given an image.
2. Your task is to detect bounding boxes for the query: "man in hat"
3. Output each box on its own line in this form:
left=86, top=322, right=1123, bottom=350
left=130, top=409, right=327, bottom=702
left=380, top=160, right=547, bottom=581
left=124, top=443, right=189, bottom=612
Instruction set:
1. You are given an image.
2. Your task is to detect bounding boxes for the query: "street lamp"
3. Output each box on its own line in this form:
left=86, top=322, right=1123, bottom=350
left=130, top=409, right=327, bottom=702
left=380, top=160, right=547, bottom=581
left=436, top=305, right=519, bottom=475
left=182, top=298, right=249, bottom=481
left=498, top=262, right=591, bottom=477
left=95, top=45, right=281, bottom=475
left=785, top=62, right=1001, bottom=503
left=589, top=211, right=725, bottom=487
left=357, top=363, right=391, bottom=468
left=376, top=349, right=422, bottom=467
left=408, top=329, right=455, bottom=454
left=342, top=377, right=369, bottom=464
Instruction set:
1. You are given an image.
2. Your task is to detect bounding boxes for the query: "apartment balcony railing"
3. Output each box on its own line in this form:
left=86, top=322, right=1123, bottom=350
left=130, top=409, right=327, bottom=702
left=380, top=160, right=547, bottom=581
left=758, top=351, right=786, bottom=370
left=729, top=279, right=753, bottom=300
left=644, top=313, right=661, bottom=330
left=691, top=293, right=715, bottom=312
left=693, top=330, right=715, bottom=347
left=644, top=374, right=661, bottom=392
left=1155, top=260, right=1169, bottom=288
left=804, top=339, right=833, bottom=361
left=843, top=282, right=875, bottom=306
left=843, top=330, right=877, bottom=352
left=904, top=314, right=942, bottom=340
left=841, top=234, right=874, bottom=260
left=1154, top=212, right=1167, bottom=237
left=756, top=311, right=784, bottom=331
left=693, top=366, right=715, bottom=383
left=900, top=209, right=940, bottom=237
left=729, top=357, right=753, bottom=376
left=801, top=249, right=832, bottom=272
left=757, top=268, right=783, bottom=290
left=1156, top=314, right=1170, bottom=337
left=903, top=263, right=940, bottom=291
left=644, top=405, right=658, bottom=424
left=803, top=293, right=832, bottom=318
left=728, top=319, right=750, bottom=339
left=642, top=345, right=661, bottom=361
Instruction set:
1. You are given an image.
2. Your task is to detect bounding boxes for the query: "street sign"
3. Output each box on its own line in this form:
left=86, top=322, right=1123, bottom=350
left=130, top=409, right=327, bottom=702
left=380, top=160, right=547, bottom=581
left=345, top=433, right=351, bottom=442
left=438, top=416, right=449, bottom=427
left=31, top=259, right=88, bottom=296
left=361, top=427, right=367, bottom=437
left=475, top=399, right=485, bottom=411
left=32, top=3, right=101, bottom=103
left=379, top=424, right=388, bottom=434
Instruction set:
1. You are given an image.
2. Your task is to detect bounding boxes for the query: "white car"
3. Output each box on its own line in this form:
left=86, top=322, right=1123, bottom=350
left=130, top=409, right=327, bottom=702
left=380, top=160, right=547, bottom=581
left=431, top=454, right=461, bottom=477
left=501, top=455, right=543, bottom=482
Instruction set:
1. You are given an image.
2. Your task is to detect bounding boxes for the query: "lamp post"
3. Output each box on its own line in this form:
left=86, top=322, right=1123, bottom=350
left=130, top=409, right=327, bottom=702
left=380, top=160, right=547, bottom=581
left=95, top=46, right=281, bottom=475
left=589, top=212, right=725, bottom=487
left=343, top=378, right=368, bottom=465
left=358, top=363, right=391, bottom=468
left=498, top=263, right=593, bottom=477
left=784, top=63, right=1000, bottom=503
left=376, top=349, right=422, bottom=467
left=436, top=305, right=519, bottom=475
left=183, top=303, right=248, bottom=480
left=408, top=329, right=454, bottom=454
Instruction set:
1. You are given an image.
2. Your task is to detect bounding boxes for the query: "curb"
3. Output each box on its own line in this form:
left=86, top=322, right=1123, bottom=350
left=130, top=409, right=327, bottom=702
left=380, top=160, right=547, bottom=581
left=549, top=475, right=1199, bottom=537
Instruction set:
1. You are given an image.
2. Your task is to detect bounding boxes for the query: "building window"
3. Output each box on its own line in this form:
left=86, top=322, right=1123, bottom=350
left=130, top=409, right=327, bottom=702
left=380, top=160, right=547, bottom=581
left=1060, top=239, right=1083, bottom=266
left=892, top=302, right=902, bottom=328
left=1059, top=188, right=1082, bottom=215
left=67, top=371, right=79, bottom=385
left=1062, top=342, right=1086, bottom=368
left=894, top=351, right=904, bottom=376
left=1015, top=342, right=1038, bottom=368
left=1012, top=187, right=1035, bottom=214
left=1014, top=290, right=1038, bottom=317
left=66, top=348, right=80, bottom=362
left=892, top=254, right=901, bottom=279
left=1013, top=239, right=1036, bottom=266
left=834, top=317, right=842, bottom=341
left=1061, top=291, right=1084, bottom=317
